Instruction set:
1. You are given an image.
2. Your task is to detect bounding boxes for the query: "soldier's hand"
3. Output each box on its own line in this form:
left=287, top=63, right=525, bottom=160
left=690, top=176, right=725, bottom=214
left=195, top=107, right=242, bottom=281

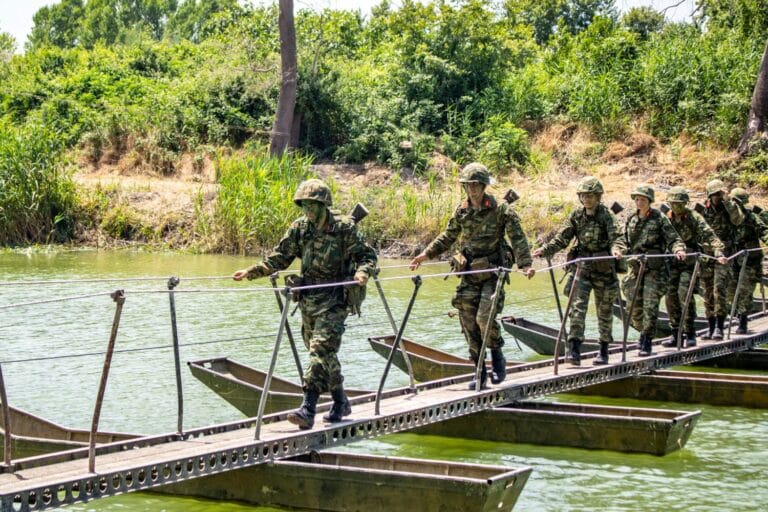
left=612, top=250, right=623, bottom=259
left=355, top=273, right=369, bottom=286
left=717, top=256, right=728, bottom=265
left=532, top=248, right=543, bottom=258
left=675, top=250, right=686, bottom=261
left=409, top=253, right=427, bottom=270
left=233, top=270, right=248, bottom=281
left=523, top=267, right=535, bottom=279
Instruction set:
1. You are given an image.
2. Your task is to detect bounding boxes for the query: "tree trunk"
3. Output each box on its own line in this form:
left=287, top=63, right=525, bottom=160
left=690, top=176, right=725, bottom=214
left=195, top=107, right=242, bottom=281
left=737, top=40, right=768, bottom=156
left=269, top=0, right=297, bottom=156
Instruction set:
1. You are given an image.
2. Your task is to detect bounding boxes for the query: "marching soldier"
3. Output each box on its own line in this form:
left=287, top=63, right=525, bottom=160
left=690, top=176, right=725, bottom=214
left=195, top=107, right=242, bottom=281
left=615, top=185, right=686, bottom=357
left=410, top=162, right=534, bottom=390
left=728, top=187, right=768, bottom=334
left=532, top=176, right=622, bottom=366
left=699, top=179, right=744, bottom=339
left=233, top=179, right=377, bottom=430
left=662, top=187, right=726, bottom=348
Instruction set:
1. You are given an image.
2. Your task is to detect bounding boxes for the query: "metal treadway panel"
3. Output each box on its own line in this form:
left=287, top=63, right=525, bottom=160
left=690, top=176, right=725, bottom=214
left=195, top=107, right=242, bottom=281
left=1, top=316, right=766, bottom=511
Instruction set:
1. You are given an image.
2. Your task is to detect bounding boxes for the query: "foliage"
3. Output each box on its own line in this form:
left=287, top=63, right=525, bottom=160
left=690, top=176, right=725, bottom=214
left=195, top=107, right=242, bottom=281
left=0, top=121, right=78, bottom=244
left=211, top=146, right=315, bottom=254
left=620, top=6, right=665, bottom=40
left=503, top=0, right=618, bottom=45
left=476, top=116, right=531, bottom=173
left=697, top=0, right=768, bottom=41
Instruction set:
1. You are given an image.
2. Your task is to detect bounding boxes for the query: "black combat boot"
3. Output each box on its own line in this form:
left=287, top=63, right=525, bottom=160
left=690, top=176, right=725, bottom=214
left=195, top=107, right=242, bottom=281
left=638, top=333, right=652, bottom=357
left=593, top=342, right=610, bottom=365
left=685, top=331, right=697, bottom=347
left=568, top=338, right=582, bottom=366
left=323, top=386, right=351, bottom=423
left=661, top=333, right=678, bottom=348
left=712, top=316, right=725, bottom=340
left=490, top=347, right=506, bottom=384
left=702, top=317, right=716, bottom=340
left=288, top=389, right=319, bottom=430
left=468, top=357, right=488, bottom=390
left=736, top=314, right=748, bottom=335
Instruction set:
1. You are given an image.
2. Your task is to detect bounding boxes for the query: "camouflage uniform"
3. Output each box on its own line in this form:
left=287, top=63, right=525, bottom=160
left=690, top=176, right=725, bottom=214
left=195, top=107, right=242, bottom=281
left=699, top=181, right=744, bottom=331
left=243, top=179, right=377, bottom=430
left=727, top=188, right=768, bottom=332
left=538, top=203, right=621, bottom=361
left=664, top=196, right=725, bottom=339
left=425, top=193, right=532, bottom=362
left=616, top=186, right=685, bottom=355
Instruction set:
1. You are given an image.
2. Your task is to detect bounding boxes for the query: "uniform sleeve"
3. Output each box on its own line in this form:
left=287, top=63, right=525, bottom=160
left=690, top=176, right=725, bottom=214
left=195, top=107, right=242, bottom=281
left=605, top=209, right=622, bottom=255
left=756, top=214, right=768, bottom=247
left=539, top=213, right=576, bottom=259
left=661, top=215, right=686, bottom=254
left=725, top=199, right=745, bottom=226
left=245, top=223, right=301, bottom=280
left=424, top=207, right=462, bottom=259
left=505, top=207, right=533, bottom=269
left=347, top=225, right=378, bottom=279
left=612, top=216, right=629, bottom=255
left=695, top=213, right=725, bottom=258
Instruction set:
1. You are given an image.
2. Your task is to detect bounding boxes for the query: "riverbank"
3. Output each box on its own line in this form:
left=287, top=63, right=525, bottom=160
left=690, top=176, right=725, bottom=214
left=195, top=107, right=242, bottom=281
left=67, top=124, right=761, bottom=256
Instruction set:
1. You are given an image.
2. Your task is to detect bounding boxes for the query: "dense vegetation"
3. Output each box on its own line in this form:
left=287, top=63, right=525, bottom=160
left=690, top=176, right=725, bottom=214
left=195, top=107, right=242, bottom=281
left=0, top=0, right=767, bottom=251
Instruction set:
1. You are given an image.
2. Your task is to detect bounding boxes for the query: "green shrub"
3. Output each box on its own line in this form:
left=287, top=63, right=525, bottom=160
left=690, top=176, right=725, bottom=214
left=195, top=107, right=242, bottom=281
left=476, top=116, right=531, bottom=172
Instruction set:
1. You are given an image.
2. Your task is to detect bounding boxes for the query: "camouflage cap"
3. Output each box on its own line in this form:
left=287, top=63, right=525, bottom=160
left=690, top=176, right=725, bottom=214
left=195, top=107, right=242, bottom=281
left=576, top=176, right=604, bottom=194
left=631, top=184, right=655, bottom=202
left=459, top=162, right=495, bottom=185
left=293, top=179, right=332, bottom=207
left=666, top=186, right=689, bottom=203
left=706, top=179, right=727, bottom=197
left=731, top=187, right=749, bottom=205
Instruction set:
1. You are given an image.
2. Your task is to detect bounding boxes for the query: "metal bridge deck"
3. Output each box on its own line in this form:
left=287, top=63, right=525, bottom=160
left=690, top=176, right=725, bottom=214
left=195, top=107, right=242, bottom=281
left=3, top=316, right=768, bottom=511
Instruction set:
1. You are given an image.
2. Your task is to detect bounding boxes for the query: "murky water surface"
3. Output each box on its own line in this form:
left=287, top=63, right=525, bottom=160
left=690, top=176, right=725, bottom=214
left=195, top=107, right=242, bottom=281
left=0, top=251, right=765, bottom=511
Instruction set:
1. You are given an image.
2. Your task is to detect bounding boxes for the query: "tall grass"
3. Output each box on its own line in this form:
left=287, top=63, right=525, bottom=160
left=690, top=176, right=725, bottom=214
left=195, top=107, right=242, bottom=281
left=212, top=147, right=315, bottom=254
left=0, top=121, right=77, bottom=244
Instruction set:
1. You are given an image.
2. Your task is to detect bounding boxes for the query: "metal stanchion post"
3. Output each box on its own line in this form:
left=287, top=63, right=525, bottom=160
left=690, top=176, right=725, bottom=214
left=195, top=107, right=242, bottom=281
left=167, top=277, right=184, bottom=435
left=88, top=290, right=126, bottom=473
left=621, top=257, right=647, bottom=362
left=0, top=363, right=12, bottom=468
left=269, top=273, right=304, bottom=385
left=376, top=276, right=421, bottom=415
left=728, top=250, right=749, bottom=340
left=374, top=271, right=417, bottom=394
left=475, top=269, right=508, bottom=389
left=553, top=262, right=582, bottom=375
left=546, top=257, right=564, bottom=322
left=255, top=288, right=292, bottom=440
left=677, top=256, right=701, bottom=350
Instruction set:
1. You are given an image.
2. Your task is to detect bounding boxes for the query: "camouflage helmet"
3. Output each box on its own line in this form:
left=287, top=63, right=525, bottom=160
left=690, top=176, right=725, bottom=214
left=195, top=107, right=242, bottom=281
left=576, top=176, right=604, bottom=195
left=293, top=179, right=332, bottom=207
left=631, top=184, right=655, bottom=202
left=731, top=187, right=749, bottom=205
left=706, top=179, right=727, bottom=197
left=459, top=162, right=495, bottom=185
left=666, top=186, right=690, bottom=203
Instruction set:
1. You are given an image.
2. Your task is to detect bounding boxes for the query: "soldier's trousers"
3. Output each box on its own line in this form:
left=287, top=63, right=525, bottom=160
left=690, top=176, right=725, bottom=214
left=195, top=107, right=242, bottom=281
left=727, top=262, right=761, bottom=316
left=700, top=261, right=731, bottom=317
left=452, top=275, right=505, bottom=361
left=569, top=268, right=618, bottom=343
left=622, top=268, right=666, bottom=337
left=666, top=264, right=697, bottom=332
left=300, top=303, right=348, bottom=394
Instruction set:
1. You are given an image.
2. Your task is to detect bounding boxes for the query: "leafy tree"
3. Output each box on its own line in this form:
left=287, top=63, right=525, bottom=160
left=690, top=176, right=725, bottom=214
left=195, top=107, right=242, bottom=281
left=0, top=30, right=15, bottom=61
left=621, top=6, right=665, bottom=40
left=697, top=0, right=768, bottom=41
left=166, top=0, right=240, bottom=42
left=503, top=0, right=617, bottom=45
left=27, top=0, right=84, bottom=50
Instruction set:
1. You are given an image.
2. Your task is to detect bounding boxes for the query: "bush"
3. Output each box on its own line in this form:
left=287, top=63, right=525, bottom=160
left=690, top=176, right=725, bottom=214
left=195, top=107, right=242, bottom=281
left=476, top=116, right=531, bottom=172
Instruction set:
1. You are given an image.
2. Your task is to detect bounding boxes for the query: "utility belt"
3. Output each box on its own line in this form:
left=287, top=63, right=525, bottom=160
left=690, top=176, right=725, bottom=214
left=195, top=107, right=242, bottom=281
left=284, top=274, right=342, bottom=302
left=566, top=249, right=617, bottom=273
left=628, top=249, right=667, bottom=272
left=449, top=250, right=501, bottom=275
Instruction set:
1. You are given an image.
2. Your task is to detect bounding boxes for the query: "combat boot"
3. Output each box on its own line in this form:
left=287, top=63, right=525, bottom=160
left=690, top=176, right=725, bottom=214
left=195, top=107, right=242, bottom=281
left=712, top=316, right=725, bottom=340
left=736, top=314, right=748, bottom=335
left=568, top=338, right=582, bottom=367
left=490, top=347, right=506, bottom=384
left=593, top=342, right=610, bottom=365
left=468, top=358, right=488, bottom=390
left=685, top=331, right=697, bottom=347
left=288, top=389, right=319, bottom=430
left=702, top=317, right=716, bottom=340
left=638, top=333, right=652, bottom=357
left=323, top=386, right=351, bottom=423
left=661, top=333, right=678, bottom=348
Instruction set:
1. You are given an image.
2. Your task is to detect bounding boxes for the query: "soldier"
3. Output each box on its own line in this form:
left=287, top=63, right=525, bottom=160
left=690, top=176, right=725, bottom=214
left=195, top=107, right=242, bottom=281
left=615, top=185, right=686, bottom=357
left=662, top=187, right=726, bottom=348
left=532, top=177, right=622, bottom=366
left=233, top=179, right=377, bottom=430
left=699, top=179, right=744, bottom=339
left=409, top=163, right=534, bottom=390
left=727, top=187, right=768, bottom=334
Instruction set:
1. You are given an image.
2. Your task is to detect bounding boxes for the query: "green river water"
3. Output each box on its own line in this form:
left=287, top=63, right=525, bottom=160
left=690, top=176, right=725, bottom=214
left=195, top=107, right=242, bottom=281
left=0, top=251, right=766, bottom=511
